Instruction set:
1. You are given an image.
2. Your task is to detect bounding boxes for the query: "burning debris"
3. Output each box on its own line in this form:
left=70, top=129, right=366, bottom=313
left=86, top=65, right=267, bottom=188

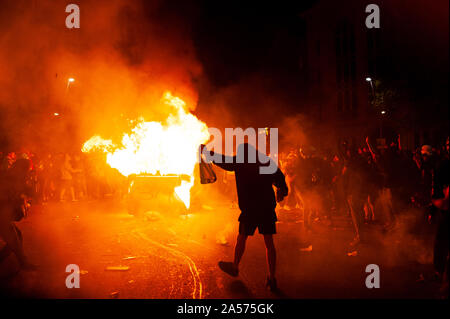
left=82, top=92, right=210, bottom=208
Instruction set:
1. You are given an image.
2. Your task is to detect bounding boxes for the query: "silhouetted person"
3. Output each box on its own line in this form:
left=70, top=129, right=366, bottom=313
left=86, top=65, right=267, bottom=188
left=201, top=143, right=288, bottom=291
left=60, top=154, right=76, bottom=201
left=0, top=158, right=36, bottom=270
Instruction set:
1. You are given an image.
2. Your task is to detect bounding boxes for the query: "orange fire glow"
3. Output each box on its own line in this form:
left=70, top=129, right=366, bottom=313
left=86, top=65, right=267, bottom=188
left=82, top=92, right=210, bottom=208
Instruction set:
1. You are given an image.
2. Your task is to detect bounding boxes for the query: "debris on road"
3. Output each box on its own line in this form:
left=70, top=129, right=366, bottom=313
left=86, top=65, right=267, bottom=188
left=105, top=266, right=130, bottom=271
left=128, top=280, right=135, bottom=284
left=347, top=250, right=358, bottom=257
left=122, top=256, right=137, bottom=260
left=110, top=291, right=119, bottom=298
left=300, top=245, right=313, bottom=252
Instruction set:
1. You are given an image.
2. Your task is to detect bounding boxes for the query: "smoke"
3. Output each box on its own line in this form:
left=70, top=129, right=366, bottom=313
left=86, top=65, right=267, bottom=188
left=0, top=0, right=327, bottom=157
left=0, top=0, right=202, bottom=152
left=194, top=74, right=315, bottom=157
left=373, top=195, right=435, bottom=266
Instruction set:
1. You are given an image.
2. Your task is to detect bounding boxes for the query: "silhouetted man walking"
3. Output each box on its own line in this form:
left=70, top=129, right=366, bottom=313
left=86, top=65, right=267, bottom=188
left=201, top=143, right=288, bottom=291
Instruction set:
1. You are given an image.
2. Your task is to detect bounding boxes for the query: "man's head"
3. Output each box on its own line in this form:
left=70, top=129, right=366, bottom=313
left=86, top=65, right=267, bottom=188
left=236, top=143, right=278, bottom=174
left=236, top=143, right=257, bottom=164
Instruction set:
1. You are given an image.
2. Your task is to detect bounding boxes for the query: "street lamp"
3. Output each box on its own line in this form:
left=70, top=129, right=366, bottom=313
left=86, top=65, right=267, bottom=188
left=64, top=77, right=76, bottom=114
left=366, top=76, right=375, bottom=94
left=366, top=76, right=376, bottom=108
left=66, top=77, right=75, bottom=89
left=366, top=76, right=382, bottom=138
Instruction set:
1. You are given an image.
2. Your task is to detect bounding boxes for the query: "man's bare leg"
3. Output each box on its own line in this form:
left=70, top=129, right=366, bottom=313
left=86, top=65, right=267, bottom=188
left=263, top=234, right=276, bottom=280
left=219, top=234, right=247, bottom=277
left=233, top=234, right=248, bottom=270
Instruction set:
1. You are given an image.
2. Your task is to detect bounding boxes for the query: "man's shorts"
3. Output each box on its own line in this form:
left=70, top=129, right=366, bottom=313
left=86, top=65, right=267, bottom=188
left=239, top=220, right=276, bottom=236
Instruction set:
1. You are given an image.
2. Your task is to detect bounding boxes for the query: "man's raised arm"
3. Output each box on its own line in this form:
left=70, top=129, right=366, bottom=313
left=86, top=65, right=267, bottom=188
left=200, top=144, right=236, bottom=171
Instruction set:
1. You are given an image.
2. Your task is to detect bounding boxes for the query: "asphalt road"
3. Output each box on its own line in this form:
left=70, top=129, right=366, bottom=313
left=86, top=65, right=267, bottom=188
left=0, top=194, right=443, bottom=299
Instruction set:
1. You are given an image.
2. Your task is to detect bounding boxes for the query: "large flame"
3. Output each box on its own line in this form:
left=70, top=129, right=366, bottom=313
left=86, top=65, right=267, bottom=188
left=82, top=92, right=210, bottom=208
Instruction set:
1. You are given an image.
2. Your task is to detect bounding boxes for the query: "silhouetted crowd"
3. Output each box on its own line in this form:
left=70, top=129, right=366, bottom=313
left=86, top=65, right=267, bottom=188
left=0, top=151, right=126, bottom=203
left=276, top=135, right=449, bottom=295
left=278, top=136, right=448, bottom=228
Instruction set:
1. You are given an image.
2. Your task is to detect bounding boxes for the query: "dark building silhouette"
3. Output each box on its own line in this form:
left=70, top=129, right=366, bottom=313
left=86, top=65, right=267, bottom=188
left=299, top=0, right=448, bottom=150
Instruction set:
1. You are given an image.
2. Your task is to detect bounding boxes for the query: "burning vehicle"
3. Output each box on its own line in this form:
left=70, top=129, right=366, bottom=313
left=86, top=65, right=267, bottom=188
left=82, top=92, right=210, bottom=213
left=126, top=173, right=191, bottom=215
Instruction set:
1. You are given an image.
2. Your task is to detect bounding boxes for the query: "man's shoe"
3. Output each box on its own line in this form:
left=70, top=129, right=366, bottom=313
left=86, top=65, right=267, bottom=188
left=266, top=277, right=277, bottom=292
left=218, top=261, right=238, bottom=277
